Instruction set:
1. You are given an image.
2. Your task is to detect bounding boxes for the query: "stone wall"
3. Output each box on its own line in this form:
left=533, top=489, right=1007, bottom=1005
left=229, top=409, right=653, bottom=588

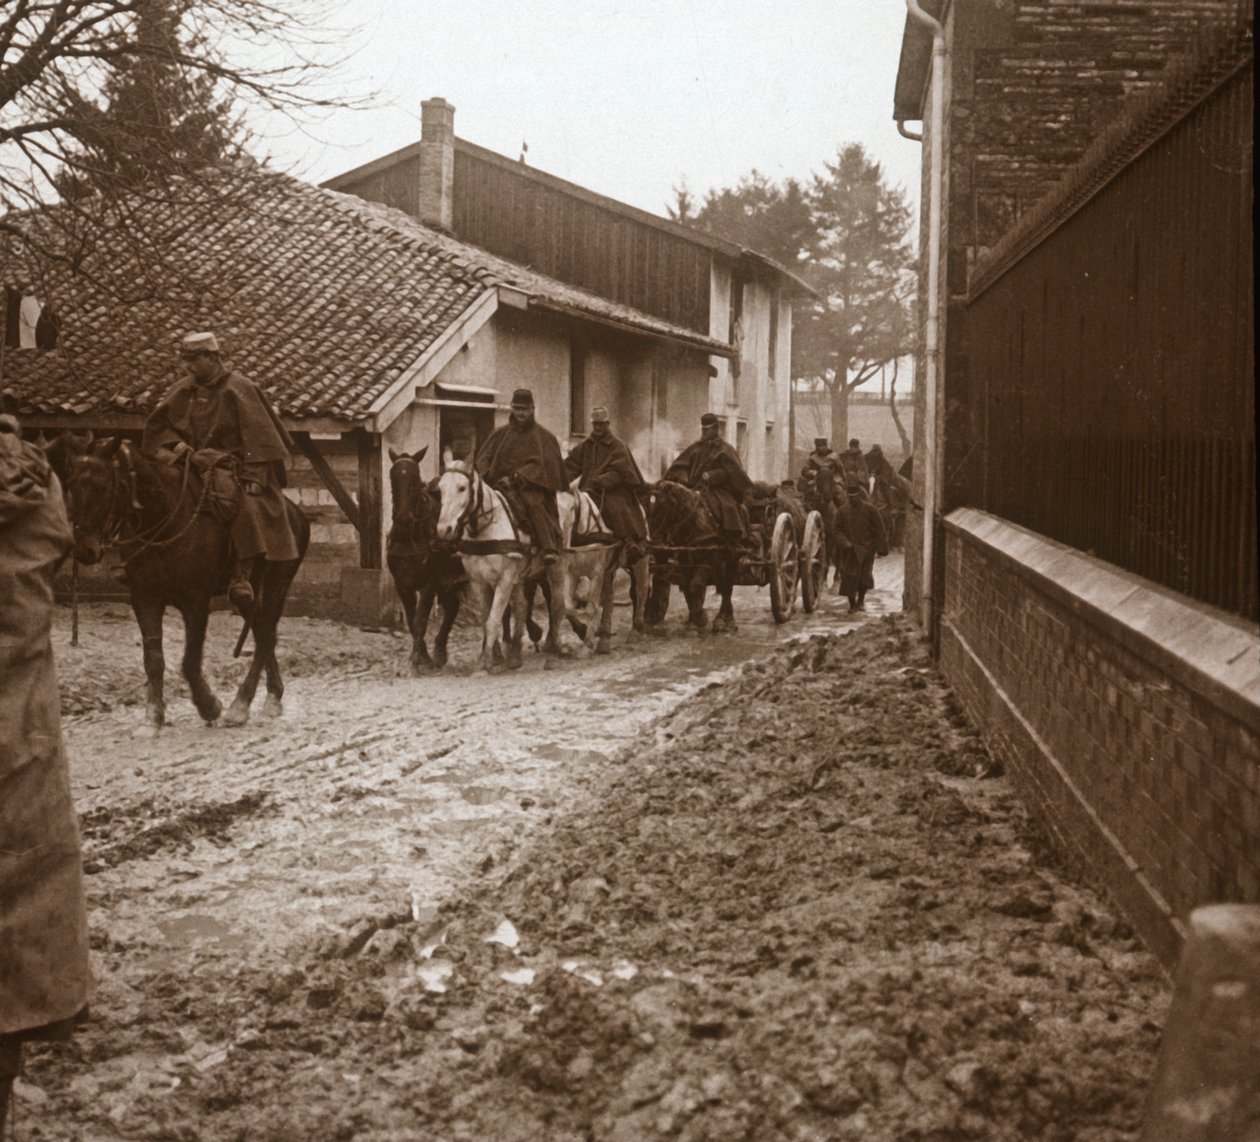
left=938, top=509, right=1260, bottom=969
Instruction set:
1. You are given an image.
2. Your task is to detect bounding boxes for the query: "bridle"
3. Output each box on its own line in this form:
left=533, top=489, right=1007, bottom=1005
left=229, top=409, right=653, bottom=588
left=68, top=443, right=208, bottom=556
left=445, top=463, right=496, bottom=543
left=649, top=480, right=709, bottom=544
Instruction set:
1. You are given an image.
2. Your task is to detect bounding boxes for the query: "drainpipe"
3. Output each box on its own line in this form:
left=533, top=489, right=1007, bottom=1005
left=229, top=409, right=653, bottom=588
left=905, top=0, right=945, bottom=634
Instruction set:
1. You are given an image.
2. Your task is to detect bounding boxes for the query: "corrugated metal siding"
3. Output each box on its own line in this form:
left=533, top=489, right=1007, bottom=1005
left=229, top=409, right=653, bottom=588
left=452, top=150, right=711, bottom=335
left=968, top=63, right=1255, bottom=619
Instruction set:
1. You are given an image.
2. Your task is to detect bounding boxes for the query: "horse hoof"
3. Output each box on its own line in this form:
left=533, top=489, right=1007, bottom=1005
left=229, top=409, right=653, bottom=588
left=220, top=702, right=250, bottom=728
left=594, top=638, right=611, bottom=655
left=486, top=662, right=508, bottom=676
left=261, top=695, right=283, bottom=719
left=433, top=651, right=449, bottom=668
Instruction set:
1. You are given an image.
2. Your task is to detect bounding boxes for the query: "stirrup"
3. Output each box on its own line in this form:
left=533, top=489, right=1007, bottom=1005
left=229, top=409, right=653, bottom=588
left=228, top=576, right=255, bottom=608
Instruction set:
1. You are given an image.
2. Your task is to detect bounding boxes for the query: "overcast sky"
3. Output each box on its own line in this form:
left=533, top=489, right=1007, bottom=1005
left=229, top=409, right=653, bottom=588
left=261, top=0, right=921, bottom=223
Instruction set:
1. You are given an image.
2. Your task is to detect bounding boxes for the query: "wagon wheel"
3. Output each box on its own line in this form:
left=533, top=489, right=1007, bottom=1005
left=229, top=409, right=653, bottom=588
left=799, top=510, right=825, bottom=614
left=768, top=511, right=799, bottom=624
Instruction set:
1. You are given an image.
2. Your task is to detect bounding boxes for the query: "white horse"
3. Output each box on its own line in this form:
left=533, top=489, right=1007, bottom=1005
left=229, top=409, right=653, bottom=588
left=553, top=485, right=651, bottom=653
left=435, top=451, right=568, bottom=672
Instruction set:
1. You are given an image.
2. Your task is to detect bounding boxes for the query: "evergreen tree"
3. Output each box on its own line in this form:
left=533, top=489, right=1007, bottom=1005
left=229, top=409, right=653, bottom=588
left=675, top=144, right=915, bottom=446
left=55, top=0, right=242, bottom=198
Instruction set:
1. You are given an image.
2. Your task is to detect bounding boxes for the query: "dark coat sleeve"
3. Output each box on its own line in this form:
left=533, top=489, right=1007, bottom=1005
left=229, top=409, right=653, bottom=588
left=141, top=379, right=196, bottom=455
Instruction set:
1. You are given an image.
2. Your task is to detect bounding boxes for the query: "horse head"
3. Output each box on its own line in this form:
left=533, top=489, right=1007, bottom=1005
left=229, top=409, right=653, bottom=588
left=646, top=479, right=706, bottom=545
left=435, top=451, right=483, bottom=542
left=388, top=446, right=433, bottom=538
left=41, top=429, right=94, bottom=488
left=63, top=436, right=126, bottom=564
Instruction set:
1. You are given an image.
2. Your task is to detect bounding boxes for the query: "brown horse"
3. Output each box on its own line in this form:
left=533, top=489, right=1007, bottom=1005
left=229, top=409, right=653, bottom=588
left=61, top=436, right=309, bottom=732
left=644, top=479, right=737, bottom=633
left=386, top=447, right=462, bottom=673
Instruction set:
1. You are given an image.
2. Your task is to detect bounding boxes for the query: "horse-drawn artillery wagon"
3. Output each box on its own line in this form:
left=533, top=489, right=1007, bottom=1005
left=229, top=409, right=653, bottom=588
left=645, top=480, right=826, bottom=629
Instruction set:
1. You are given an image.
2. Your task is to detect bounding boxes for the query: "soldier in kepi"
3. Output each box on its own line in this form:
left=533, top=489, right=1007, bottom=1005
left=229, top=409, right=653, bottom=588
left=142, top=331, right=299, bottom=609
left=664, top=412, right=752, bottom=542
left=804, top=437, right=840, bottom=476
left=475, top=388, right=566, bottom=566
left=564, top=406, right=648, bottom=563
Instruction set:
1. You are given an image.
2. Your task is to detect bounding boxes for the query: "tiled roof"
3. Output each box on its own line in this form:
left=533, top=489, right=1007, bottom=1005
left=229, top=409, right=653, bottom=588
left=0, top=167, right=731, bottom=423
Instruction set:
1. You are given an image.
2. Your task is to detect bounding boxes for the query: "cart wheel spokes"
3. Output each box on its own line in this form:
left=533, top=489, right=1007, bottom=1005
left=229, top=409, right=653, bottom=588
left=769, top=512, right=798, bottom=624
left=800, top=510, right=824, bottom=613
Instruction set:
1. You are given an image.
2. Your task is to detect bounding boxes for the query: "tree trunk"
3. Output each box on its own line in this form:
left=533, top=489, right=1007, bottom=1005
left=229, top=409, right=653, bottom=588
left=889, top=362, right=912, bottom=459
left=829, top=387, right=850, bottom=452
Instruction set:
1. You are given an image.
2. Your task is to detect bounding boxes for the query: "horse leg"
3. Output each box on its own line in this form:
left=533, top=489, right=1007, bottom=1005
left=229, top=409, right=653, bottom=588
left=543, top=561, right=570, bottom=661
left=711, top=560, right=737, bottom=633
left=594, top=550, right=617, bottom=655
left=432, top=584, right=459, bottom=669
left=506, top=583, right=526, bottom=670
left=482, top=578, right=514, bottom=673
left=646, top=574, right=671, bottom=631
left=132, top=594, right=167, bottom=733
left=410, top=586, right=438, bottom=674
left=525, top=578, right=545, bottom=649
left=629, top=553, right=650, bottom=636
left=223, top=561, right=286, bottom=726
left=178, top=598, right=222, bottom=725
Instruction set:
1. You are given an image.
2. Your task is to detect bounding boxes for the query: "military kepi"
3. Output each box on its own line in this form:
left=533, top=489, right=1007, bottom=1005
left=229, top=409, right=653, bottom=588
left=511, top=388, right=534, bottom=407
left=181, top=331, right=219, bottom=354
left=700, top=412, right=718, bottom=427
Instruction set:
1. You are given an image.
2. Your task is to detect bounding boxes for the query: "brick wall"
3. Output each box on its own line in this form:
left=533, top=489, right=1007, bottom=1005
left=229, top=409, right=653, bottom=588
left=939, top=508, right=1260, bottom=969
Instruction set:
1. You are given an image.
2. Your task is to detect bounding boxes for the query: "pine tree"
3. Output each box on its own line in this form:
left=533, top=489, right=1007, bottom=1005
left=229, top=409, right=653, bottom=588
left=55, top=0, right=242, bottom=198
left=678, top=145, right=914, bottom=446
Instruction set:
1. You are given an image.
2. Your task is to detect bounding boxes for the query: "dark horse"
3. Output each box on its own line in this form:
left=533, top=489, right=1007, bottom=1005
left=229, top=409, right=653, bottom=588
left=643, top=479, right=737, bottom=633
left=386, top=447, right=462, bottom=673
left=61, top=436, right=309, bottom=732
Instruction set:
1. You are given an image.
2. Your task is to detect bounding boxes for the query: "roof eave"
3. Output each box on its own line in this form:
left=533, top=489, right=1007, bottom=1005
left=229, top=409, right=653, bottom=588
left=527, top=297, right=737, bottom=359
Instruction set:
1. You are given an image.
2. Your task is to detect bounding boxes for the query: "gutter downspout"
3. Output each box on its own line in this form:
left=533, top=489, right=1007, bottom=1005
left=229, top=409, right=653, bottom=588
left=905, top=0, right=945, bottom=635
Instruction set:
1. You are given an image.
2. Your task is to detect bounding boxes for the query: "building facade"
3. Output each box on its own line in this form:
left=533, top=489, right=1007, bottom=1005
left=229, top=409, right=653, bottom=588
left=893, top=0, right=1256, bottom=968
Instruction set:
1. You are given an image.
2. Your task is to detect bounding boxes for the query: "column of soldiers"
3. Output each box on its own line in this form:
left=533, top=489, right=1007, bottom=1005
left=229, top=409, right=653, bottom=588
left=800, top=435, right=889, bottom=612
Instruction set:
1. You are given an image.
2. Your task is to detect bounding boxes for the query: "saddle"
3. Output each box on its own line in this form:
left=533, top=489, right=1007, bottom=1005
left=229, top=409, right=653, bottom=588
left=190, top=448, right=243, bottom=525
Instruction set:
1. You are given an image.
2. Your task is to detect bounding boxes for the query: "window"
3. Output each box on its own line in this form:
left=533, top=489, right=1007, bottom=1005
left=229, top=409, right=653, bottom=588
left=735, top=419, right=748, bottom=462
left=767, top=292, right=779, bottom=382
left=569, top=333, right=587, bottom=434
left=3, top=288, right=58, bottom=349
left=727, top=275, right=744, bottom=391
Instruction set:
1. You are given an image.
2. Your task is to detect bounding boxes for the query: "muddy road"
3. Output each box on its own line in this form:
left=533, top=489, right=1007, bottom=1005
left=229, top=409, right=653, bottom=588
left=17, top=555, right=1168, bottom=1140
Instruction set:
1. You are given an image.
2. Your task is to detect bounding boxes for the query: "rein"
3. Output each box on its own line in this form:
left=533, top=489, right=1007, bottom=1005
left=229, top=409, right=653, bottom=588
left=449, top=466, right=526, bottom=555
left=109, top=446, right=210, bottom=555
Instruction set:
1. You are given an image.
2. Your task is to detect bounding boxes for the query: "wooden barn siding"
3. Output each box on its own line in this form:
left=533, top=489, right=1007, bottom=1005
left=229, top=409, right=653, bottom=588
left=452, top=150, right=711, bottom=335
left=336, top=162, right=419, bottom=219
left=284, top=439, right=360, bottom=604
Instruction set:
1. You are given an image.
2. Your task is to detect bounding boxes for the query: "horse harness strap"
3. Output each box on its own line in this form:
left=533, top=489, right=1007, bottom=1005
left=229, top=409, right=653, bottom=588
left=457, top=538, right=529, bottom=555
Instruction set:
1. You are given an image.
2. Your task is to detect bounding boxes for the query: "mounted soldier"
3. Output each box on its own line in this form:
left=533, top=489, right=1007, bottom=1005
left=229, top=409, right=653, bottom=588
left=474, top=388, right=566, bottom=566
left=142, top=331, right=299, bottom=609
left=837, top=437, right=871, bottom=489
left=664, top=412, right=752, bottom=542
left=564, top=406, right=648, bottom=563
left=803, top=437, right=840, bottom=477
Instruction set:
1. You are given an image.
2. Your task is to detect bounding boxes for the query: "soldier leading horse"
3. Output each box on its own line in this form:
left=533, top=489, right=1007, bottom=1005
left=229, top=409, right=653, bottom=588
left=62, top=436, right=308, bottom=731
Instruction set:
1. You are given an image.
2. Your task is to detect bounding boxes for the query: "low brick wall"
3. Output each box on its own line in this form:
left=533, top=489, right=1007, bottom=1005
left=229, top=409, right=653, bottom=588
left=939, top=508, right=1260, bottom=969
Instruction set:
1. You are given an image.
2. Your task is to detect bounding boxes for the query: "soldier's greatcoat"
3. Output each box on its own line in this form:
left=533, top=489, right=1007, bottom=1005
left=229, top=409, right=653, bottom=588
left=664, top=437, right=752, bottom=536
left=143, top=370, right=298, bottom=562
left=564, top=433, right=647, bottom=541
left=0, top=426, right=91, bottom=1041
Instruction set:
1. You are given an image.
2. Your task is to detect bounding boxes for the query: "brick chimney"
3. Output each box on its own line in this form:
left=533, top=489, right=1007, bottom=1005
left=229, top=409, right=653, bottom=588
left=418, top=98, right=455, bottom=231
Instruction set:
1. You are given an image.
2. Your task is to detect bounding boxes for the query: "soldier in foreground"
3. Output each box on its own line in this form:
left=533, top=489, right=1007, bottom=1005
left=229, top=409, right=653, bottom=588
left=0, top=416, right=91, bottom=1137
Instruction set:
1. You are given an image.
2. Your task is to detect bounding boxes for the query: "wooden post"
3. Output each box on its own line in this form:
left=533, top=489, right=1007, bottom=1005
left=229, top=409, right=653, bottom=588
left=356, top=431, right=382, bottom=570
left=292, top=434, right=360, bottom=532
left=1140, top=904, right=1260, bottom=1142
